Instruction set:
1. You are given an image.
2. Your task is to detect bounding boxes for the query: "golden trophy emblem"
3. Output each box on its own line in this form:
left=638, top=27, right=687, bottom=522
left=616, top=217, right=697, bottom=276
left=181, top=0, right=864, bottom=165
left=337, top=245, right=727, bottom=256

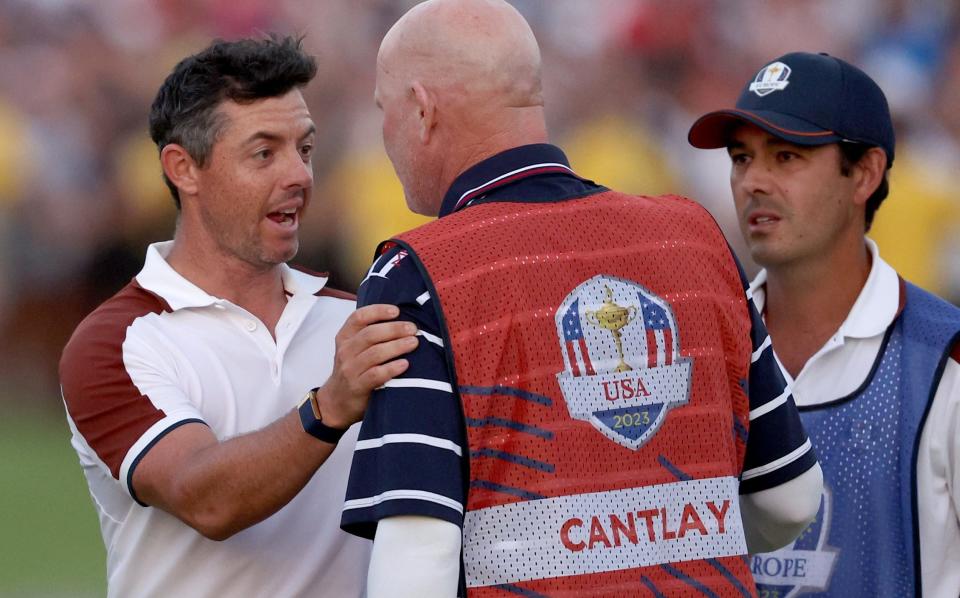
left=585, top=286, right=638, bottom=372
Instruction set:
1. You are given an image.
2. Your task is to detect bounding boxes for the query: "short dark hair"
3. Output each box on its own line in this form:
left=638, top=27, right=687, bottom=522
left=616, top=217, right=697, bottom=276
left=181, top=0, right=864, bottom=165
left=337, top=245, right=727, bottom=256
left=838, top=142, right=890, bottom=232
left=149, top=35, right=318, bottom=208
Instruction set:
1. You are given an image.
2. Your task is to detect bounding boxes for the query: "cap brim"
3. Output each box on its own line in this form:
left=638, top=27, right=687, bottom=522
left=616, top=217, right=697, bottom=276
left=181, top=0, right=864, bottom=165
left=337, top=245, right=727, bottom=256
left=688, top=109, right=843, bottom=149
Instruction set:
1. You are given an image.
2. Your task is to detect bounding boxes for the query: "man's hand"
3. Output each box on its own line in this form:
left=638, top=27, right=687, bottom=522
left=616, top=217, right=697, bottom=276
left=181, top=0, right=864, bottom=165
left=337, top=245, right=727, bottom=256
left=131, top=303, right=417, bottom=540
left=316, top=304, right=418, bottom=429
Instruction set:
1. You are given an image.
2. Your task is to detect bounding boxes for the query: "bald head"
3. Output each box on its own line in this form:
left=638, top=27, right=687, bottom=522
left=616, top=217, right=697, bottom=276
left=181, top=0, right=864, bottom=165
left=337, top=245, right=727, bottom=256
left=375, top=0, right=549, bottom=216
left=379, top=0, right=543, bottom=109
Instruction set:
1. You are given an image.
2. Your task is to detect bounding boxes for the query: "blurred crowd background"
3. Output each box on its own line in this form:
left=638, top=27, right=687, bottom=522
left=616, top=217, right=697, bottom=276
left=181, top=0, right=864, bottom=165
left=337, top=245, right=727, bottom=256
left=1, top=0, right=959, bottom=593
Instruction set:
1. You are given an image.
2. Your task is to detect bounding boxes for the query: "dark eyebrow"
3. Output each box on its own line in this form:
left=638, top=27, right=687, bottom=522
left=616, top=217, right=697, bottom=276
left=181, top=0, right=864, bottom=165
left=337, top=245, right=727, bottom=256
left=242, top=123, right=316, bottom=146
left=242, top=131, right=282, bottom=146
left=766, top=138, right=808, bottom=152
left=727, top=137, right=806, bottom=153
left=299, top=124, right=316, bottom=142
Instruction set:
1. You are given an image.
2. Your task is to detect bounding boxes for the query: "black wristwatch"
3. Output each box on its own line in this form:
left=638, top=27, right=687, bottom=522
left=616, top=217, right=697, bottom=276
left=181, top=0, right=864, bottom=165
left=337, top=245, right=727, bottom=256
left=298, top=387, right=348, bottom=444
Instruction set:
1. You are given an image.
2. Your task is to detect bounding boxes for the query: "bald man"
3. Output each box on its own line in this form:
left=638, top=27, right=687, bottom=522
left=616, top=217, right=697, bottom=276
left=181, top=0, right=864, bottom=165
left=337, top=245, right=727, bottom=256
left=340, top=1, right=823, bottom=596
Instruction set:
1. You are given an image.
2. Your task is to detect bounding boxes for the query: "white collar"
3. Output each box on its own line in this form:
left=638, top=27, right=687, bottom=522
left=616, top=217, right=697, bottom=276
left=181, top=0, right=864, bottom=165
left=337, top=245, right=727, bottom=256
left=135, top=241, right=329, bottom=311
left=749, top=237, right=901, bottom=340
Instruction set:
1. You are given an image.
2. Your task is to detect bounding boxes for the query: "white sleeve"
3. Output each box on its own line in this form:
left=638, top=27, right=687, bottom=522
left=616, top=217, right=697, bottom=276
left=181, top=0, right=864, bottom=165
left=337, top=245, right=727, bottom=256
left=739, top=462, right=823, bottom=553
left=60, top=311, right=205, bottom=501
left=917, top=356, right=960, bottom=597
left=943, top=359, right=960, bottom=530
left=367, top=516, right=462, bottom=598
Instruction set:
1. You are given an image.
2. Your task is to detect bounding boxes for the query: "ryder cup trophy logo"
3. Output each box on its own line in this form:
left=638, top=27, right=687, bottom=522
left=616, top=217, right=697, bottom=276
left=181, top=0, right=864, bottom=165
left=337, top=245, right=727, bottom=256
left=749, top=61, right=792, bottom=97
left=585, top=287, right=637, bottom=373
left=555, top=275, right=692, bottom=450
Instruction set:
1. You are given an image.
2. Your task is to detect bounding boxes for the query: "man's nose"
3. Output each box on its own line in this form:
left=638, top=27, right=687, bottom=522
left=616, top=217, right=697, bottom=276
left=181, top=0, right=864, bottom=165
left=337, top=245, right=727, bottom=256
left=283, top=148, right=314, bottom=189
left=738, top=158, right=774, bottom=196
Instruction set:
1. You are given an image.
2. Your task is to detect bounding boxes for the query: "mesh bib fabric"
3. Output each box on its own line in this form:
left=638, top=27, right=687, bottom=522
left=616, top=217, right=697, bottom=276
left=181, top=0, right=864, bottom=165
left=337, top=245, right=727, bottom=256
left=393, top=191, right=756, bottom=596
left=753, top=281, right=960, bottom=598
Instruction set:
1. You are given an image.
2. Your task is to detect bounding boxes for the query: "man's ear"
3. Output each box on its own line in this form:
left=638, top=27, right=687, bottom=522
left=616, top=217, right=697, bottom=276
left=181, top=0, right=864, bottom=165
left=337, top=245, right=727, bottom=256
left=160, top=144, right=200, bottom=199
left=411, top=81, right=436, bottom=144
left=851, top=146, right=887, bottom=208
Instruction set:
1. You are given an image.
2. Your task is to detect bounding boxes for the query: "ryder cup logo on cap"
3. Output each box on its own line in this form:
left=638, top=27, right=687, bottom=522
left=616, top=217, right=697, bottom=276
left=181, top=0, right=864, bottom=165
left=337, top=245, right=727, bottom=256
left=554, top=275, right=692, bottom=450
left=749, top=61, right=791, bottom=97
left=687, top=52, right=896, bottom=166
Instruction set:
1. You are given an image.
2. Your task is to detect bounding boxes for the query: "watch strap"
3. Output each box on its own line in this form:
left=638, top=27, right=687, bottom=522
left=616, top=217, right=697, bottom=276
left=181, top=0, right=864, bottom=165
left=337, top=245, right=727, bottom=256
left=298, top=388, right=348, bottom=444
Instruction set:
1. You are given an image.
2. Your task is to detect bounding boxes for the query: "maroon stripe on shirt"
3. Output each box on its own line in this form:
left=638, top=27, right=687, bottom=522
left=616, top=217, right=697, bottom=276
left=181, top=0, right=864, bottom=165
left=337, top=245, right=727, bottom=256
left=453, top=165, right=573, bottom=211
left=59, top=280, right=173, bottom=479
left=287, top=264, right=356, bottom=300
left=317, top=287, right=357, bottom=301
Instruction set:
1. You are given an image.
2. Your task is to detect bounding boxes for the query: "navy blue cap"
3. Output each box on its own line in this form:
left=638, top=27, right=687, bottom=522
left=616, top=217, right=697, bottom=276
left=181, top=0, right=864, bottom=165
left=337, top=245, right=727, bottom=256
left=688, top=52, right=895, bottom=166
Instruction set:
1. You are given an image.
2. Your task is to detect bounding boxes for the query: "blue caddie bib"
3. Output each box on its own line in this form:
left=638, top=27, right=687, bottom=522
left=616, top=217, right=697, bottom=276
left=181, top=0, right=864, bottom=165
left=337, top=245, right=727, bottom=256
left=752, top=282, right=960, bottom=597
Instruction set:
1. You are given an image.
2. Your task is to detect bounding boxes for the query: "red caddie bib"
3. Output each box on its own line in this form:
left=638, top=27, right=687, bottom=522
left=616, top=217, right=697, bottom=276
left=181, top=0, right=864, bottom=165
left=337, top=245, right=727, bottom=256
left=391, top=190, right=755, bottom=597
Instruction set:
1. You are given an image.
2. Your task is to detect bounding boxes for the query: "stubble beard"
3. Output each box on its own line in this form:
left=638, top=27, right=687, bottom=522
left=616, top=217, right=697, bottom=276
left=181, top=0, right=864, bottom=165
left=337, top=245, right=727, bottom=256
left=210, top=214, right=297, bottom=272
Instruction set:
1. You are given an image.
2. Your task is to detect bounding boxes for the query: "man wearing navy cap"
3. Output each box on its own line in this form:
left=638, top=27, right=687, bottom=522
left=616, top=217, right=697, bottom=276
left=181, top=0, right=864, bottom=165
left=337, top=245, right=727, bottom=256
left=690, top=52, right=960, bottom=597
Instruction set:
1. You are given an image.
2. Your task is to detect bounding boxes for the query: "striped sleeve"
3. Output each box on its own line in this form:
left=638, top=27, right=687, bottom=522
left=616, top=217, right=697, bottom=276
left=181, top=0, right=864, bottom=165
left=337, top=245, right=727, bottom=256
left=341, top=248, right=468, bottom=539
left=737, top=270, right=818, bottom=494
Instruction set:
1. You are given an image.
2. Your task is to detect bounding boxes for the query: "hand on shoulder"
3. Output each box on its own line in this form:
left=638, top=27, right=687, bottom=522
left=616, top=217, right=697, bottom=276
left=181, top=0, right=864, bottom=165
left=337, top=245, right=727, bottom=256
left=317, top=304, right=418, bottom=429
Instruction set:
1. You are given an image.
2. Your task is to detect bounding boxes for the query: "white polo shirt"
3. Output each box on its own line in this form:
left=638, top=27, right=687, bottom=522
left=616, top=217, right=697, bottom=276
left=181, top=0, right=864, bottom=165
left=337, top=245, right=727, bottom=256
left=751, top=238, right=960, bottom=598
left=60, top=241, right=369, bottom=598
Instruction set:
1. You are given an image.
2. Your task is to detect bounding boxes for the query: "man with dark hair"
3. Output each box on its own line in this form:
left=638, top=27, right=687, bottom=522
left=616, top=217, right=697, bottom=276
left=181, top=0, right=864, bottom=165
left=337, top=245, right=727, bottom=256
left=689, top=51, right=960, bottom=597
left=60, top=36, right=415, bottom=596
left=148, top=35, right=317, bottom=210
left=339, top=2, right=822, bottom=596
